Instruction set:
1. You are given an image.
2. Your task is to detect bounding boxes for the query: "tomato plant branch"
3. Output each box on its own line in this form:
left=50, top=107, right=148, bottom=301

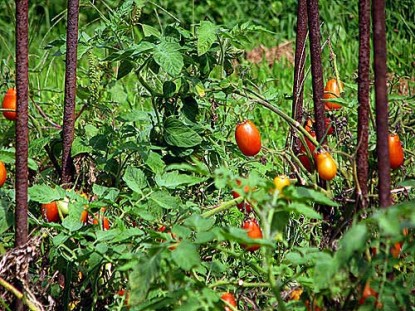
left=233, top=87, right=319, bottom=148
left=209, top=280, right=271, bottom=289
left=201, top=197, right=243, bottom=218
left=0, top=278, right=41, bottom=311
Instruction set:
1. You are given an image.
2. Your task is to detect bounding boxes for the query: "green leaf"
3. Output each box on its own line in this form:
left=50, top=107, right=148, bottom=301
left=28, top=184, right=65, bottom=203
left=129, top=253, right=162, bottom=304
left=184, top=214, right=215, bottom=232
left=289, top=187, right=339, bottom=206
left=123, top=166, right=147, bottom=193
left=149, top=191, right=181, bottom=209
left=141, top=24, right=161, bottom=37
left=163, top=117, right=202, bottom=148
left=61, top=216, right=83, bottom=232
left=71, top=137, right=92, bottom=157
left=163, top=81, right=177, bottom=98
left=335, top=223, right=368, bottom=264
left=197, top=21, right=217, bottom=56
left=144, top=151, right=165, bottom=174
left=171, top=240, right=201, bottom=271
left=313, top=252, right=338, bottom=291
left=153, top=41, right=184, bottom=76
left=92, top=185, right=120, bottom=201
left=0, top=203, right=13, bottom=235
left=155, top=171, right=206, bottom=189
left=288, top=202, right=322, bottom=220
left=117, top=60, right=134, bottom=79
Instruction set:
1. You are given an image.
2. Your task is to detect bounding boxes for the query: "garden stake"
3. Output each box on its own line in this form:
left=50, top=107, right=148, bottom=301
left=15, top=0, right=30, bottom=310
left=291, top=0, right=308, bottom=153
left=306, top=0, right=333, bottom=247
left=356, top=0, right=371, bottom=210
left=61, top=0, right=80, bottom=186
left=372, top=0, right=391, bottom=207
left=306, top=0, right=325, bottom=145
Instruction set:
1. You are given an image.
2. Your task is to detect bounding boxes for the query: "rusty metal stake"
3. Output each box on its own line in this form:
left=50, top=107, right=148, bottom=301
left=372, top=0, right=391, bottom=208
left=15, top=0, right=29, bottom=310
left=356, top=0, right=371, bottom=209
left=291, top=0, right=308, bottom=153
left=306, top=0, right=325, bottom=145
left=61, top=0, right=80, bottom=186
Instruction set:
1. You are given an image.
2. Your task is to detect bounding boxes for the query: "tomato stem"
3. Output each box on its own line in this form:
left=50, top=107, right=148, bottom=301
left=201, top=197, right=243, bottom=218
left=0, top=277, right=42, bottom=311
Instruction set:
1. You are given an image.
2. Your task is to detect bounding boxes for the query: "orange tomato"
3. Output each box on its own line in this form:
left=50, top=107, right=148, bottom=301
left=93, top=214, right=110, bottom=230
left=323, top=79, right=343, bottom=110
left=2, top=88, right=17, bottom=120
left=235, top=120, right=261, bottom=156
left=0, top=161, right=7, bottom=187
left=273, top=175, right=291, bottom=193
left=359, top=280, right=379, bottom=306
left=388, top=134, right=404, bottom=169
left=315, top=150, right=337, bottom=181
left=41, top=202, right=60, bottom=223
left=241, top=218, right=263, bottom=252
left=390, top=242, right=402, bottom=258
left=80, top=210, right=89, bottom=224
left=221, top=292, right=237, bottom=311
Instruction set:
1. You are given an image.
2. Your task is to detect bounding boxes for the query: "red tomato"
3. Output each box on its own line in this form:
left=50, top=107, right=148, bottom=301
left=241, top=218, right=263, bottom=252
left=323, top=79, right=343, bottom=110
left=298, top=131, right=317, bottom=172
left=359, top=280, right=378, bottom=305
left=388, top=134, right=404, bottom=169
left=93, top=215, right=110, bottom=230
left=221, top=292, right=237, bottom=311
left=232, top=179, right=252, bottom=213
left=235, top=120, right=261, bottom=156
left=41, top=202, right=60, bottom=223
left=2, top=88, right=17, bottom=120
left=315, top=150, right=337, bottom=181
left=0, top=161, right=7, bottom=187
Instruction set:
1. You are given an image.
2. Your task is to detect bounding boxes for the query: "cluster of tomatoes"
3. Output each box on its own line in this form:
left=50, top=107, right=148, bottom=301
left=41, top=193, right=110, bottom=230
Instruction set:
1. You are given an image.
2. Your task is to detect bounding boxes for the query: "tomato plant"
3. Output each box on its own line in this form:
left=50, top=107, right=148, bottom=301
left=221, top=292, right=237, bottom=311
left=323, top=78, right=343, bottom=110
left=315, top=150, right=337, bottom=181
left=235, top=120, right=261, bottom=156
left=232, top=179, right=253, bottom=213
left=41, top=202, right=60, bottom=223
left=389, top=133, right=404, bottom=169
left=0, top=161, right=6, bottom=187
left=305, top=117, right=334, bottom=135
left=241, top=218, right=263, bottom=252
left=2, top=88, right=17, bottom=120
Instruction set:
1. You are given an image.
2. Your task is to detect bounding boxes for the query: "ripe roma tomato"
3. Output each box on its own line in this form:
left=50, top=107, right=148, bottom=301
left=41, top=202, right=60, bottom=223
left=323, top=78, right=343, bottom=110
left=235, top=120, right=261, bottom=156
left=0, top=161, right=7, bottom=187
left=388, top=133, right=404, bottom=169
left=221, top=292, right=237, bottom=311
left=315, top=150, right=337, bottom=181
left=241, top=218, right=263, bottom=252
left=231, top=179, right=252, bottom=213
left=2, top=88, right=17, bottom=120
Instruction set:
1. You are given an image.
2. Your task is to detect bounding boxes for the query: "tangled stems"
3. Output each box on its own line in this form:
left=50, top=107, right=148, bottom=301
left=0, top=278, right=41, bottom=311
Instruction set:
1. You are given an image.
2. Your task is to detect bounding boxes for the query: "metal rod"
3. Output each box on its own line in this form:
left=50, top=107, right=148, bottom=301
left=61, top=0, right=80, bottom=186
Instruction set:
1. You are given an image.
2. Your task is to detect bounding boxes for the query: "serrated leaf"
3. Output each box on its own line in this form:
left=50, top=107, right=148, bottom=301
left=163, top=117, right=202, bottom=148
left=123, top=166, right=147, bottom=193
left=184, top=214, right=215, bottom=232
left=92, top=185, right=120, bottom=201
left=288, top=202, right=322, bottom=219
left=290, top=187, right=339, bottom=206
left=335, top=223, right=368, bottom=264
left=71, top=137, right=92, bottom=157
left=61, top=216, right=83, bottom=232
left=144, top=151, right=165, bottom=174
left=142, top=24, right=161, bottom=37
left=197, top=21, right=217, bottom=55
left=153, top=41, right=183, bottom=76
left=149, top=191, right=180, bottom=209
left=28, top=184, right=65, bottom=203
left=171, top=241, right=201, bottom=271
left=155, top=171, right=206, bottom=189
left=129, top=253, right=162, bottom=304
